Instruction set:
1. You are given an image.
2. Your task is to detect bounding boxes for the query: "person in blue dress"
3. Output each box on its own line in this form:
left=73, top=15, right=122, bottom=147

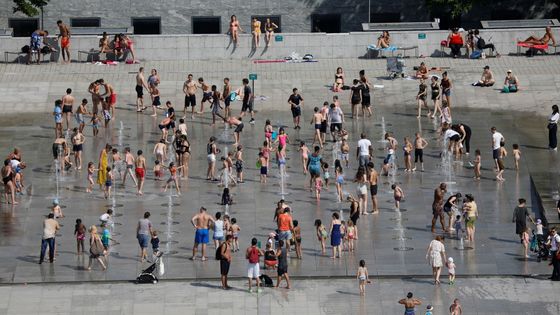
left=329, top=212, right=342, bottom=258
left=307, top=146, right=322, bottom=190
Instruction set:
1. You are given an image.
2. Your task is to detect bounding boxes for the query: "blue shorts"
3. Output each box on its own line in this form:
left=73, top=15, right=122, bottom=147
left=137, top=234, right=149, bottom=248
left=278, top=230, right=292, bottom=241
left=195, top=229, right=209, bottom=244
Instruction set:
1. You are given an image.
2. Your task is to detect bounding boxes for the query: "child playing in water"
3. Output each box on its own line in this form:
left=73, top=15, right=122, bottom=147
left=346, top=220, right=358, bottom=252
left=258, top=152, right=268, bottom=183
left=447, top=257, right=456, bottom=285
left=322, top=162, right=330, bottom=190
left=454, top=214, right=464, bottom=240
left=74, top=218, right=86, bottom=254
left=512, top=143, right=521, bottom=171
left=293, top=220, right=302, bottom=259
left=298, top=141, right=310, bottom=174
left=153, top=160, right=163, bottom=180
left=86, top=162, right=97, bottom=193
left=151, top=230, right=160, bottom=257
left=264, top=119, right=274, bottom=147
left=391, top=183, right=404, bottom=209
left=234, top=145, right=244, bottom=183
left=314, top=175, right=323, bottom=201
left=91, top=114, right=100, bottom=137
left=314, top=219, right=328, bottom=254
left=163, top=162, right=184, bottom=195
left=104, top=166, right=113, bottom=199
left=473, top=149, right=481, bottom=180
left=340, top=138, right=350, bottom=168
left=230, top=218, right=241, bottom=252
left=51, top=199, right=64, bottom=218
left=335, top=160, right=344, bottom=202
left=356, top=259, right=371, bottom=296
left=100, top=222, right=111, bottom=254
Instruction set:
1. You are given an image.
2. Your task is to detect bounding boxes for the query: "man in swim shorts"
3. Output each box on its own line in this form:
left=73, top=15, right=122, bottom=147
left=135, top=67, right=149, bottom=112
left=198, top=77, right=211, bottom=114
left=191, top=207, right=215, bottom=261
left=135, top=150, right=146, bottom=195
left=61, top=88, right=75, bottom=131
left=183, top=74, right=197, bottom=119
left=57, top=20, right=71, bottom=63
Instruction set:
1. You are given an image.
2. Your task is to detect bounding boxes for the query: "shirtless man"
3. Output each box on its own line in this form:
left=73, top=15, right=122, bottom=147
left=310, top=107, right=323, bottom=148
left=135, top=67, right=149, bottom=112
left=53, top=137, right=70, bottom=173
left=135, top=150, right=146, bottom=195
left=367, top=161, right=379, bottom=213
left=191, top=207, right=215, bottom=261
left=71, top=128, right=85, bottom=170
left=99, top=79, right=117, bottom=119
left=75, top=99, right=89, bottom=133
left=88, top=80, right=102, bottom=115
left=520, top=26, right=556, bottom=45
left=431, top=183, right=447, bottom=232
left=183, top=74, right=197, bottom=119
left=226, top=116, right=244, bottom=146
left=61, top=88, right=75, bottom=131
left=57, top=20, right=71, bottom=63
left=413, top=132, right=428, bottom=171
left=473, top=65, right=495, bottom=87
left=320, top=101, right=329, bottom=144
left=222, top=77, right=232, bottom=119
left=123, top=147, right=138, bottom=187
left=198, top=77, right=211, bottom=114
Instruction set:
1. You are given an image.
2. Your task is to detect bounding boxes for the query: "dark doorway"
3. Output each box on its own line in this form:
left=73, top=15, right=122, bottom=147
left=311, top=14, right=341, bottom=33
left=132, top=17, right=161, bottom=34
left=9, top=18, right=39, bottom=37
left=370, top=12, right=401, bottom=23
left=192, top=17, right=221, bottom=34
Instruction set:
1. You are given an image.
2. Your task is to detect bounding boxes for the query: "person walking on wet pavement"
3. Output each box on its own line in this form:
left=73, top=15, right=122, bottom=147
left=548, top=104, right=559, bottom=150
left=39, top=213, right=59, bottom=264
left=512, top=198, right=534, bottom=242
left=548, top=228, right=560, bottom=281
left=431, top=183, right=447, bottom=232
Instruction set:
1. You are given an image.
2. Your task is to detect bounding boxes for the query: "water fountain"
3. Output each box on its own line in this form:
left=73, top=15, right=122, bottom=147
left=222, top=146, right=229, bottom=188
left=392, top=204, right=413, bottom=251
left=54, top=159, right=61, bottom=201
left=441, top=137, right=456, bottom=189
left=278, top=163, right=288, bottom=199
left=379, top=116, right=388, bottom=144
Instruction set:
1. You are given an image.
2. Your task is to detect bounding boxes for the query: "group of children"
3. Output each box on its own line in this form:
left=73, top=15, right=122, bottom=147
left=314, top=218, right=359, bottom=254
left=471, top=143, right=521, bottom=181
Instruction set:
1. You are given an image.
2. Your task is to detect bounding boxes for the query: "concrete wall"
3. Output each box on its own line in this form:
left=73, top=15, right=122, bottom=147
left=0, top=27, right=556, bottom=62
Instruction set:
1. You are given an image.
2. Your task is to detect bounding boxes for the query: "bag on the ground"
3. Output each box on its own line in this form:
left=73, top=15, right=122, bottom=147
left=21, top=45, right=30, bottom=54
left=41, top=46, right=51, bottom=54
left=470, top=50, right=481, bottom=59
left=259, top=274, right=274, bottom=287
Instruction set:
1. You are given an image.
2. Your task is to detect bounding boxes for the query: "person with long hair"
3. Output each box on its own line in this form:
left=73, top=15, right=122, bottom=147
left=548, top=104, right=559, bottom=150
left=229, top=15, right=243, bottom=45
left=354, top=166, right=368, bottom=215
left=426, top=235, right=447, bottom=285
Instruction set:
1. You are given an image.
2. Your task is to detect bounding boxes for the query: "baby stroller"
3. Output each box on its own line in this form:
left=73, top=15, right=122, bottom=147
left=387, top=56, right=406, bottom=79
left=530, top=231, right=549, bottom=262
left=136, top=253, right=164, bottom=284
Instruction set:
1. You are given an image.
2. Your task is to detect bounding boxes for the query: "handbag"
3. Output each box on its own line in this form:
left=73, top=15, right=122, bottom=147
left=90, top=237, right=104, bottom=256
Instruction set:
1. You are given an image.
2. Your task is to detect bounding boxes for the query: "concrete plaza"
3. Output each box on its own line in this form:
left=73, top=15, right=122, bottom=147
left=0, top=55, right=559, bottom=313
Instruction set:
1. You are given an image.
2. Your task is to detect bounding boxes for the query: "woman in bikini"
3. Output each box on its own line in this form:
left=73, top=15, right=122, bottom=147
left=2, top=159, right=17, bottom=205
left=264, top=18, right=278, bottom=47
left=251, top=18, right=262, bottom=48
left=333, top=67, right=344, bottom=92
left=99, top=32, right=110, bottom=56
left=122, top=34, right=136, bottom=62
left=376, top=31, right=391, bottom=48
left=229, top=15, right=243, bottom=45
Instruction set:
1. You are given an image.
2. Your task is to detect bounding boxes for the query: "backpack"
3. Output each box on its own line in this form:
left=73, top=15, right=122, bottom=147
left=21, top=45, right=30, bottom=54
left=248, top=247, right=259, bottom=264
left=476, top=37, right=486, bottom=50
left=215, top=243, right=224, bottom=260
left=259, top=274, right=274, bottom=287
left=469, top=50, right=481, bottom=59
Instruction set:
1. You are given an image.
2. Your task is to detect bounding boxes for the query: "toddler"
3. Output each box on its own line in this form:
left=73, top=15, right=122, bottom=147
left=314, top=219, right=328, bottom=254
left=391, top=184, right=404, bottom=209
left=151, top=230, right=160, bottom=257
left=229, top=218, right=240, bottom=252
left=447, top=257, right=456, bottom=285
left=356, top=259, right=370, bottom=296
left=512, top=143, right=521, bottom=170
left=74, top=218, right=86, bottom=254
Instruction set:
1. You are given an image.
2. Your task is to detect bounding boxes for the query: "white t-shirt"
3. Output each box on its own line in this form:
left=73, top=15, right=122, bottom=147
left=10, top=159, right=20, bottom=170
left=358, top=139, right=371, bottom=156
left=445, top=129, right=460, bottom=139
left=100, top=213, right=112, bottom=223
left=550, top=113, right=559, bottom=124
left=492, top=132, right=503, bottom=150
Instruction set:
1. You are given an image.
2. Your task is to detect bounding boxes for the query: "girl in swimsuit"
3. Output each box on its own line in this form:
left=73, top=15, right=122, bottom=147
left=229, top=15, right=243, bottom=45
left=264, top=119, right=274, bottom=147
left=122, top=34, right=135, bottom=61
left=276, top=127, right=289, bottom=154
left=251, top=18, right=261, bottom=48
left=2, top=159, right=16, bottom=205
left=333, top=67, right=344, bottom=92
left=113, top=35, right=123, bottom=60
left=335, top=160, right=344, bottom=202
left=99, top=32, right=110, bottom=55
left=298, top=141, right=310, bottom=174
left=163, top=162, right=184, bottom=195
left=264, top=18, right=278, bottom=47
left=86, top=162, right=97, bottom=193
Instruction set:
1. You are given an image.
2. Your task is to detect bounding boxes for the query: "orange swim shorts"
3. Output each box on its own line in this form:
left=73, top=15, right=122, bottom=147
left=61, top=36, right=70, bottom=48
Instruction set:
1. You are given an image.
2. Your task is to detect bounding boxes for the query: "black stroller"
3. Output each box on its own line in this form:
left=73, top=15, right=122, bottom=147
left=530, top=232, right=549, bottom=262
left=136, top=253, right=164, bottom=284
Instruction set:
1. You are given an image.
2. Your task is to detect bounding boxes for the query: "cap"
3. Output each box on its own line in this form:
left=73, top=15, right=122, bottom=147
left=484, top=65, right=490, bottom=69
left=507, top=69, right=512, bottom=73
left=448, top=257, right=454, bottom=263
left=537, top=219, right=542, bottom=224
left=427, top=305, right=434, bottom=310
left=53, top=199, right=59, bottom=205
